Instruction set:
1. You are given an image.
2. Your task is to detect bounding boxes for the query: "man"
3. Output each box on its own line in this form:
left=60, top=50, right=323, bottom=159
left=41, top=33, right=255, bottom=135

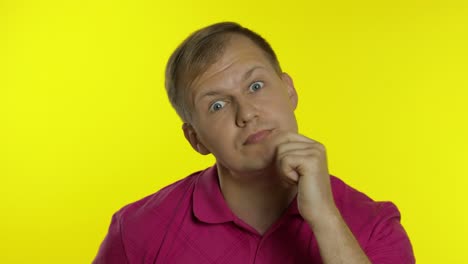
left=94, top=22, right=414, bottom=263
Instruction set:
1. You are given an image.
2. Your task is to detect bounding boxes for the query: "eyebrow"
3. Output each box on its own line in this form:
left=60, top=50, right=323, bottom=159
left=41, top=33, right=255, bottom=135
left=242, top=66, right=263, bottom=82
left=195, top=66, right=264, bottom=104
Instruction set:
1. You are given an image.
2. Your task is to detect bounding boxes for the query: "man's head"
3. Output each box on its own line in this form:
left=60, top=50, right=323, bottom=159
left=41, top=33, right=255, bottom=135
left=165, top=22, right=299, bottom=174
left=165, top=22, right=283, bottom=122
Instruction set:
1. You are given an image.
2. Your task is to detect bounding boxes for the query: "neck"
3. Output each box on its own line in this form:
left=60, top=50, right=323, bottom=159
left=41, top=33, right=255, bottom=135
left=216, top=164, right=297, bottom=235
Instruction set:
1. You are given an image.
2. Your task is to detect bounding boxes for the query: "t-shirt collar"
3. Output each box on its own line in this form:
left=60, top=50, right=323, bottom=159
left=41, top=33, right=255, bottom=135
left=193, top=165, right=301, bottom=224
left=193, top=165, right=235, bottom=223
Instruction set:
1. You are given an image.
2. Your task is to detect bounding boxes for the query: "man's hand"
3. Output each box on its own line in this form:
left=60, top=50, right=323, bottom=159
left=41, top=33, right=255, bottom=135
left=270, top=131, right=372, bottom=264
left=271, top=131, right=336, bottom=224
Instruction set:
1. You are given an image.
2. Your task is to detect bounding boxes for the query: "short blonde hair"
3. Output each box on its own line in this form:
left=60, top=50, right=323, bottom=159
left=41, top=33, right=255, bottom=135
left=165, top=22, right=282, bottom=122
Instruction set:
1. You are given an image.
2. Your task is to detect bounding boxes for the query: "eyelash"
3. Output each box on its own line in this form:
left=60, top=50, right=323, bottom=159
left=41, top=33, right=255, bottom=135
left=209, top=101, right=226, bottom=112
left=249, top=81, right=264, bottom=92
left=208, top=81, right=265, bottom=112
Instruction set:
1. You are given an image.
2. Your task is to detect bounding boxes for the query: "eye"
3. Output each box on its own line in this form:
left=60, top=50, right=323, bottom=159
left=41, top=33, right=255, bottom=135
left=209, top=101, right=226, bottom=112
left=249, top=81, right=264, bottom=92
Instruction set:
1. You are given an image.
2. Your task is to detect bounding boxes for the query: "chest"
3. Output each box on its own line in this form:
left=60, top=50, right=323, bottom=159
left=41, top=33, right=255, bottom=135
left=134, top=215, right=323, bottom=264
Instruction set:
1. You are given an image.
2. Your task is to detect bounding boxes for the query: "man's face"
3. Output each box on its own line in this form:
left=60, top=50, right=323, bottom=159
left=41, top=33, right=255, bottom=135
left=183, top=34, right=299, bottom=174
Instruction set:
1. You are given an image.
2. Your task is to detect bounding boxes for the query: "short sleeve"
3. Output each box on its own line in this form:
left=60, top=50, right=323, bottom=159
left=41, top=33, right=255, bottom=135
left=365, top=202, right=415, bottom=264
left=93, top=213, right=128, bottom=264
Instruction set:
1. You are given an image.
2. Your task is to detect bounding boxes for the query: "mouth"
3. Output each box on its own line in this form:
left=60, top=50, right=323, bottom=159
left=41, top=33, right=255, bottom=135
left=244, top=129, right=273, bottom=145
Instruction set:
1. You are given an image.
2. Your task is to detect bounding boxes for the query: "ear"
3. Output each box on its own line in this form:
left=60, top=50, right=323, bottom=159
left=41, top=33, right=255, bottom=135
left=281, top=72, right=298, bottom=110
left=182, top=123, right=211, bottom=155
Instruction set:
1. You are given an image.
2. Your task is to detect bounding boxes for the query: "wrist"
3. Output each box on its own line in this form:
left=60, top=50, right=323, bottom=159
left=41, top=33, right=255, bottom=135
left=305, top=205, right=343, bottom=232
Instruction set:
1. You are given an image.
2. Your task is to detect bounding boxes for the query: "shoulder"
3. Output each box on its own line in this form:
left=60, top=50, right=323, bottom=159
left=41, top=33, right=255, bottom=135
left=93, top=170, right=205, bottom=263
left=330, top=175, right=401, bottom=236
left=330, top=175, right=414, bottom=263
left=114, top=170, right=202, bottom=226
left=330, top=175, right=400, bottom=221
left=115, top=170, right=204, bottom=258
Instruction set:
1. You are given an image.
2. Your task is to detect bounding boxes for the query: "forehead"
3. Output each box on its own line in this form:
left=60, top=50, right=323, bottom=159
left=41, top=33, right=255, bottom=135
left=213, top=34, right=271, bottom=69
left=191, top=34, right=274, bottom=87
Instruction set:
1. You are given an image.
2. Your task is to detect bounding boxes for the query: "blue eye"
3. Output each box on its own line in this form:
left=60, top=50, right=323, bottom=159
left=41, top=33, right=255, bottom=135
left=209, top=101, right=226, bottom=112
left=249, top=81, right=264, bottom=92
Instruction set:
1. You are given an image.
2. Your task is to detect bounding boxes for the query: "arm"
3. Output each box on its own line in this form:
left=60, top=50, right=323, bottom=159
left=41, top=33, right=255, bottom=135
left=306, top=206, right=371, bottom=264
left=274, top=132, right=371, bottom=263
left=275, top=132, right=414, bottom=263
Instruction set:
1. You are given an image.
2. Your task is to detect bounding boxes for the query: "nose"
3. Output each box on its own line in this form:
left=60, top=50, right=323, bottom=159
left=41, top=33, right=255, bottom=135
left=235, top=99, right=259, bottom=127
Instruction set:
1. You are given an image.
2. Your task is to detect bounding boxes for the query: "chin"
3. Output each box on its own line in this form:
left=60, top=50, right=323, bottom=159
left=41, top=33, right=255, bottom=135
left=217, top=156, right=270, bottom=174
left=241, top=155, right=276, bottom=173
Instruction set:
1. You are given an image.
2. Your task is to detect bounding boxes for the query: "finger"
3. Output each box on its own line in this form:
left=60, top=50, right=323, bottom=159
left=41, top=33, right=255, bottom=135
left=281, top=176, right=298, bottom=188
left=276, top=141, right=325, bottom=155
left=276, top=148, right=324, bottom=163
left=270, top=132, right=325, bottom=157
left=269, top=131, right=316, bottom=146
left=277, top=154, right=310, bottom=182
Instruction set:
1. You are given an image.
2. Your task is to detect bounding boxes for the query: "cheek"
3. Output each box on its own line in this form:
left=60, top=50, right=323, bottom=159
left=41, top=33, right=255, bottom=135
left=268, top=98, right=298, bottom=130
left=198, top=121, right=236, bottom=151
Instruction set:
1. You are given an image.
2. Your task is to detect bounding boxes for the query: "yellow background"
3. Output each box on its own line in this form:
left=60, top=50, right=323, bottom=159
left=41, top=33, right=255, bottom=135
left=1, top=0, right=467, bottom=263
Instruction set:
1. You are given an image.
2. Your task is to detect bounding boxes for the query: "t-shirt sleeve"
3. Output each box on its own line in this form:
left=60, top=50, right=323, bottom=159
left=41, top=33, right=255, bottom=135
left=92, top=213, right=128, bottom=264
left=365, top=202, right=415, bottom=264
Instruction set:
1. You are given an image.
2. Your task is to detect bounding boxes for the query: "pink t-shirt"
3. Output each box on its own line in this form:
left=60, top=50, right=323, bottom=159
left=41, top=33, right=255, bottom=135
left=93, top=166, right=414, bottom=263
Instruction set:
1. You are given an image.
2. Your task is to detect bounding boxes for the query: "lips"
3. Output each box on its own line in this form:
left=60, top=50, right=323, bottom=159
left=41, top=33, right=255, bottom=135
left=244, top=129, right=272, bottom=145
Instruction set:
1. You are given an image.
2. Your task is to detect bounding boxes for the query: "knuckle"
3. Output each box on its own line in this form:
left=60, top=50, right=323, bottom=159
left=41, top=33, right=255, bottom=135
left=308, top=148, right=322, bottom=157
left=314, top=142, right=326, bottom=151
left=282, top=155, right=294, bottom=164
